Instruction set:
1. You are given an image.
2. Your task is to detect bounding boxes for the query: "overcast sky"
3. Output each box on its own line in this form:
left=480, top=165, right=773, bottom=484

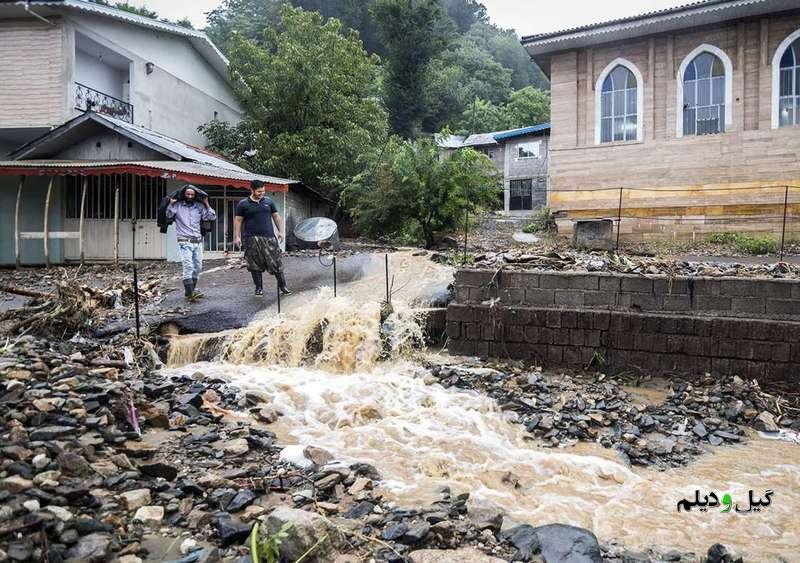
left=130, top=0, right=687, bottom=37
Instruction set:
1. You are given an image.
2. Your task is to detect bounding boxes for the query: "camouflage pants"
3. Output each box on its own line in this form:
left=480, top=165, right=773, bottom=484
left=244, top=235, right=283, bottom=275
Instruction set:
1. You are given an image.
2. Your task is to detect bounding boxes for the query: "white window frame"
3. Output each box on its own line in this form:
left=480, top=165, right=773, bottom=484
left=772, top=28, right=800, bottom=129
left=594, top=58, right=644, bottom=145
left=676, top=44, right=733, bottom=138
left=516, top=140, right=541, bottom=159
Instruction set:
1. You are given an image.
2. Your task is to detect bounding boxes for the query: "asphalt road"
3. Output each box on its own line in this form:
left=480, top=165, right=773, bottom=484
left=99, top=253, right=375, bottom=335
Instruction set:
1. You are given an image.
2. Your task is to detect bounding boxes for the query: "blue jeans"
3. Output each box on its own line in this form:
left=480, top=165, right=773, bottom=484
left=178, top=242, right=203, bottom=281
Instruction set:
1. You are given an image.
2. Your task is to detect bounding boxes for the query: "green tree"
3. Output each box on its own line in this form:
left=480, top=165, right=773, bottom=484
left=455, top=98, right=506, bottom=134
left=424, top=37, right=512, bottom=132
left=467, top=22, right=549, bottom=90
left=371, top=0, right=452, bottom=138
left=504, top=87, right=551, bottom=127
left=200, top=5, right=388, bottom=199
left=342, top=136, right=500, bottom=247
left=441, top=0, right=487, bottom=32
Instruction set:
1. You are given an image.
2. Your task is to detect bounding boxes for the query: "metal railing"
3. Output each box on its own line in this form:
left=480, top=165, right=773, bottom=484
left=75, top=82, right=134, bottom=123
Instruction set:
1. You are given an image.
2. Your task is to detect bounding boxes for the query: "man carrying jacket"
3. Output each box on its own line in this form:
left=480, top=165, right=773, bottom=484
left=233, top=180, right=292, bottom=296
left=166, top=185, right=217, bottom=300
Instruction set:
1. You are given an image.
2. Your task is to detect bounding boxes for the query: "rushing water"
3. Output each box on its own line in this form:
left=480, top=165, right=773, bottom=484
left=166, top=252, right=800, bottom=561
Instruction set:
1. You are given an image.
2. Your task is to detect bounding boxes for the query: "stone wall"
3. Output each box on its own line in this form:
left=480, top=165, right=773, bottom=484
left=447, top=269, right=800, bottom=381
left=454, top=270, right=800, bottom=318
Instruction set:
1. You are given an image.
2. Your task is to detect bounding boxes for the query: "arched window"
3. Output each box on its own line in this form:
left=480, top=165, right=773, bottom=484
left=682, top=52, right=726, bottom=135
left=778, top=37, right=800, bottom=127
left=600, top=65, right=637, bottom=143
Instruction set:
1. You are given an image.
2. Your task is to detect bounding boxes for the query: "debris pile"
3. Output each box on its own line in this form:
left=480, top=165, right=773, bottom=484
left=426, top=363, right=798, bottom=469
left=440, top=250, right=800, bottom=279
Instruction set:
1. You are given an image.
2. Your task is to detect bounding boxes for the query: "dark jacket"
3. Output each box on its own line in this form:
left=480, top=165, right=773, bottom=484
left=157, top=185, right=213, bottom=235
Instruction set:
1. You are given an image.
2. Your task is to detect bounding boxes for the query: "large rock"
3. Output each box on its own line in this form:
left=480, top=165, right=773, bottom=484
left=572, top=219, right=614, bottom=251
left=120, top=488, right=152, bottom=511
left=263, top=506, right=344, bottom=563
left=752, top=412, right=779, bottom=433
left=409, top=548, right=506, bottom=563
left=502, top=524, right=601, bottom=563
left=133, top=505, right=164, bottom=526
left=66, top=533, right=111, bottom=562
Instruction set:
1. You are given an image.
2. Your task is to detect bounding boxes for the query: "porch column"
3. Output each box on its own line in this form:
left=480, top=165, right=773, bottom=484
left=43, top=177, right=53, bottom=268
left=14, top=176, right=25, bottom=269
left=79, top=177, right=88, bottom=265
left=223, top=184, right=228, bottom=253
left=113, top=183, right=120, bottom=265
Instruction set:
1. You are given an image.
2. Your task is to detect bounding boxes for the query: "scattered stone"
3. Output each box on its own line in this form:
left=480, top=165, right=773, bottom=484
left=408, top=548, right=506, bottom=562
left=133, top=505, right=165, bottom=526
left=263, top=506, right=342, bottom=562
left=120, top=488, right=152, bottom=511
left=226, top=489, right=256, bottom=513
left=214, top=513, right=252, bottom=547
left=752, top=412, right=779, bottom=433
left=66, top=533, right=111, bottom=562
left=139, top=461, right=179, bottom=481
left=1, top=476, right=32, bottom=494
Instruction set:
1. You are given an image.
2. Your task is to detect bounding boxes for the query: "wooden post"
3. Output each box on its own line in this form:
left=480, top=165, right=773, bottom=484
left=114, top=183, right=120, bottom=265
left=79, top=177, right=88, bottom=265
left=14, top=176, right=24, bottom=269
left=43, top=177, right=53, bottom=268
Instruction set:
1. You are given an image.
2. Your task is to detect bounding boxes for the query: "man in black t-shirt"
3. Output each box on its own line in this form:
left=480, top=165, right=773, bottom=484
left=234, top=180, right=292, bottom=296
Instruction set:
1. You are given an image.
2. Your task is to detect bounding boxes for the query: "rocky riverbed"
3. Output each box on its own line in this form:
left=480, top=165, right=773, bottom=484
left=0, top=334, right=759, bottom=563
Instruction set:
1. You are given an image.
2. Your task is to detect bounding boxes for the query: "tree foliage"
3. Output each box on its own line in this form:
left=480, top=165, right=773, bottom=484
left=342, top=136, right=501, bottom=247
left=456, top=86, right=550, bottom=133
left=200, top=5, right=387, bottom=198
left=371, top=0, right=452, bottom=138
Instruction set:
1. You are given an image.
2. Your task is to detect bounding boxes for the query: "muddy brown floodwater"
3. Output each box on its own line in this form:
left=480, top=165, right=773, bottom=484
left=165, top=252, right=800, bottom=561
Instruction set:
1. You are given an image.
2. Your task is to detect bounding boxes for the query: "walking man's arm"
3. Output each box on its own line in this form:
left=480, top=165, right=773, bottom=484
left=272, top=212, right=285, bottom=244
left=233, top=216, right=244, bottom=250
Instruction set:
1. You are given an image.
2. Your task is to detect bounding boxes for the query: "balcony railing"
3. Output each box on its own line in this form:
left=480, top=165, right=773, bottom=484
left=75, top=82, right=134, bottom=123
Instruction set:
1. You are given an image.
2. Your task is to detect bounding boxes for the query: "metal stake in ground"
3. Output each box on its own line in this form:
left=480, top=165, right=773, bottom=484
left=333, top=255, right=337, bottom=297
left=780, top=185, right=789, bottom=262
left=277, top=282, right=281, bottom=314
left=616, top=187, right=624, bottom=251
left=385, top=253, right=390, bottom=305
left=463, top=208, right=469, bottom=265
left=132, top=265, right=141, bottom=339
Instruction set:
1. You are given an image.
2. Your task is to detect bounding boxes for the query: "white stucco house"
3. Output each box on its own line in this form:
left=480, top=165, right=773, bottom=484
left=0, top=0, right=332, bottom=265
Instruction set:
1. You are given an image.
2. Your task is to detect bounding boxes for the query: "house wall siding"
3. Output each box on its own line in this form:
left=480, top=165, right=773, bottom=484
left=547, top=10, right=800, bottom=237
left=0, top=19, right=66, bottom=128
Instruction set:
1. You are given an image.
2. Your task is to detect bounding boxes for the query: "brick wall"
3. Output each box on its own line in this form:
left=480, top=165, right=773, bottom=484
left=454, top=270, right=800, bottom=318
left=447, top=303, right=800, bottom=383
left=448, top=269, right=800, bottom=381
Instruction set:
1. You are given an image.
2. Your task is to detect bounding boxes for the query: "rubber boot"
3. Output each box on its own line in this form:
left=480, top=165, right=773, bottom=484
left=183, top=279, right=194, bottom=300
left=251, top=271, right=263, bottom=296
left=192, top=276, right=204, bottom=299
left=276, top=272, right=292, bottom=295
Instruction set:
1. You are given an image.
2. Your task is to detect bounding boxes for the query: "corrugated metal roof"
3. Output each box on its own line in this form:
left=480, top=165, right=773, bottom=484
left=493, top=123, right=551, bottom=141
left=1, top=0, right=230, bottom=83
left=0, top=159, right=294, bottom=189
left=435, top=134, right=467, bottom=149
left=520, top=0, right=787, bottom=56
left=96, top=114, right=249, bottom=173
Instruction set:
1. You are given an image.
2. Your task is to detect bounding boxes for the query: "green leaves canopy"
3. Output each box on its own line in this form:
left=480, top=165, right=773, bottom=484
left=342, top=136, right=501, bottom=247
left=200, top=6, right=388, bottom=198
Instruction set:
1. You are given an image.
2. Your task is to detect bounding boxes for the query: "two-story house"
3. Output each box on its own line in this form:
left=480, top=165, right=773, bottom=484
left=522, top=0, right=800, bottom=240
left=439, top=124, right=551, bottom=215
left=0, top=0, right=331, bottom=265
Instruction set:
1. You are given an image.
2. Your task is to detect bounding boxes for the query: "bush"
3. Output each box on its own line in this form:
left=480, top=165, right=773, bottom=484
left=522, top=207, right=556, bottom=234
left=707, top=232, right=779, bottom=255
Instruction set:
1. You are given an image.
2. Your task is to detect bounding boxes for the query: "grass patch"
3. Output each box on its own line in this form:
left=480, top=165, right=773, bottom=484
left=522, top=207, right=556, bottom=234
left=708, top=232, right=779, bottom=255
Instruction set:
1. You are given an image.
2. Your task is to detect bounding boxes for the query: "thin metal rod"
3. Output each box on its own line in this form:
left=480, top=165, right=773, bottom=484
left=113, top=181, right=120, bottom=266
left=14, top=176, right=24, bottom=269
left=780, top=185, right=789, bottom=262
left=276, top=282, right=281, bottom=314
left=385, top=254, right=390, bottom=304
left=133, top=265, right=141, bottom=339
left=131, top=174, right=137, bottom=261
left=43, top=177, right=53, bottom=268
left=333, top=255, right=337, bottom=297
left=79, top=177, right=87, bottom=265
left=616, top=187, right=623, bottom=251
left=463, top=208, right=469, bottom=265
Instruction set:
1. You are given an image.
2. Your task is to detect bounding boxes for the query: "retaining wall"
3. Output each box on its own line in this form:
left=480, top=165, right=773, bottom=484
left=447, top=270, right=800, bottom=382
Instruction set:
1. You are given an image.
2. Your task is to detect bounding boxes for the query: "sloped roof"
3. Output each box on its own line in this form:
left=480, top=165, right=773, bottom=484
left=521, top=0, right=795, bottom=75
left=461, top=123, right=551, bottom=147
left=0, top=0, right=230, bottom=82
left=0, top=159, right=291, bottom=190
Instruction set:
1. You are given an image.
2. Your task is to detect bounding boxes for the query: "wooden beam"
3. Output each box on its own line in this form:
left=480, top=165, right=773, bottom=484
left=79, top=176, right=87, bottom=265
left=113, top=183, right=120, bottom=265
left=14, top=176, right=24, bottom=269
left=43, top=177, right=53, bottom=268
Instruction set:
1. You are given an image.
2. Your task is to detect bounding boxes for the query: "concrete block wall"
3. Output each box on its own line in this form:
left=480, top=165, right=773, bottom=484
left=454, top=270, right=800, bottom=319
left=447, top=304, right=800, bottom=383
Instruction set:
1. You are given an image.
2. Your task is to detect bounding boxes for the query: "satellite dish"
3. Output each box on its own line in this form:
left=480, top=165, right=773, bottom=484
left=293, top=217, right=339, bottom=250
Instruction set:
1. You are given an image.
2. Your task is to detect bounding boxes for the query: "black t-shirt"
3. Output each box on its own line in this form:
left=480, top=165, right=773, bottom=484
left=235, top=197, right=277, bottom=238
